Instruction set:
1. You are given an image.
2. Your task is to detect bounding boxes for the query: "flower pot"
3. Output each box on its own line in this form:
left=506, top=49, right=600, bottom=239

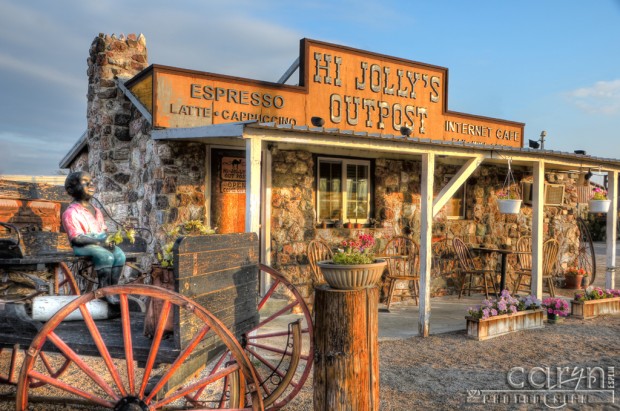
left=497, top=199, right=522, bottom=214
left=546, top=313, right=564, bottom=324
left=317, top=259, right=387, bottom=290
left=581, top=276, right=590, bottom=288
left=465, top=309, right=545, bottom=341
left=571, top=297, right=620, bottom=319
left=564, top=274, right=583, bottom=289
left=588, top=199, right=611, bottom=213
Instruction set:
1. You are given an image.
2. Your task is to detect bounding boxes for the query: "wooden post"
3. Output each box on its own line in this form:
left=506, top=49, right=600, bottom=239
left=313, top=285, right=379, bottom=411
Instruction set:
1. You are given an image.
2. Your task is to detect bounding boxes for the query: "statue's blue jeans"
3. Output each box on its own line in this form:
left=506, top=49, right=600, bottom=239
left=72, top=244, right=126, bottom=270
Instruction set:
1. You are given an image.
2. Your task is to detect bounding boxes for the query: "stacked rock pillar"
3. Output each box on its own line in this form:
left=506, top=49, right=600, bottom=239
left=85, top=33, right=148, bottom=211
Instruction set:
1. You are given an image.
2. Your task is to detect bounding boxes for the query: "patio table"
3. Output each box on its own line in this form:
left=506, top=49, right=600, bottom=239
left=470, top=246, right=530, bottom=296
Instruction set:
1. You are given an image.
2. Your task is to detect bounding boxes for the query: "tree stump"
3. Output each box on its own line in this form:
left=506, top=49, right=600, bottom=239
left=313, top=285, right=379, bottom=411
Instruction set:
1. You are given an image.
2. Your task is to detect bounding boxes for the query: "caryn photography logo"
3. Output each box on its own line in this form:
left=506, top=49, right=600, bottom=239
left=467, top=366, right=615, bottom=408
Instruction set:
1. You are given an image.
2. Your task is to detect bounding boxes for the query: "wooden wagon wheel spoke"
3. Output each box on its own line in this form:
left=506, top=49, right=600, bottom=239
left=27, top=351, right=73, bottom=388
left=212, top=264, right=313, bottom=410
left=15, top=284, right=263, bottom=410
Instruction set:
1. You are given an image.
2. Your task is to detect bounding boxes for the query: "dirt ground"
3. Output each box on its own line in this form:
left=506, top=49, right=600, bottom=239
left=285, top=314, right=620, bottom=410
left=2, top=314, right=618, bottom=410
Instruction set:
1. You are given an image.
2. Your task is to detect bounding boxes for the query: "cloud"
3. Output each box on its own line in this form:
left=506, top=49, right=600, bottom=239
left=565, top=79, right=620, bottom=115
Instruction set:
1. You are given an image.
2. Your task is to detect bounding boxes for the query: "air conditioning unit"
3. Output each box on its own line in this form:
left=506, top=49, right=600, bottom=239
left=521, top=182, right=565, bottom=206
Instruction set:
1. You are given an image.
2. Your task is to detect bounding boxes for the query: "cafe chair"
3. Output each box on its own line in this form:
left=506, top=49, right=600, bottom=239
left=513, top=238, right=559, bottom=297
left=307, top=239, right=333, bottom=285
left=513, top=236, right=533, bottom=293
left=452, top=237, right=498, bottom=299
left=380, top=236, right=420, bottom=310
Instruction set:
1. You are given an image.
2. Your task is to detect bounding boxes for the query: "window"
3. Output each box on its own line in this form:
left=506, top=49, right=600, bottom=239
left=443, top=174, right=467, bottom=220
left=317, top=158, right=371, bottom=223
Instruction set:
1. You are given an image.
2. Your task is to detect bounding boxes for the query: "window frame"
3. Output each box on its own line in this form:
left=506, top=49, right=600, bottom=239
left=317, top=157, right=372, bottom=224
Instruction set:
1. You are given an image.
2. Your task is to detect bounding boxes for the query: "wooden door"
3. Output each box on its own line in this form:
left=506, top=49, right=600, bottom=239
left=210, top=149, right=246, bottom=233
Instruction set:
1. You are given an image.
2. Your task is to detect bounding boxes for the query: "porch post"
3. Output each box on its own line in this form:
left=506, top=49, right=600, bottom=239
left=606, top=171, right=617, bottom=289
left=419, top=153, right=434, bottom=337
left=531, top=160, right=545, bottom=299
left=245, top=138, right=262, bottom=235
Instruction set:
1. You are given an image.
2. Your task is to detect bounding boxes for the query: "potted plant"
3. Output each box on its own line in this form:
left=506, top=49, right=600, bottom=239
left=496, top=190, right=522, bottom=214
left=465, top=291, right=543, bottom=340
left=563, top=266, right=588, bottom=289
left=588, top=187, right=610, bottom=213
left=156, top=220, right=217, bottom=269
left=541, top=297, right=570, bottom=324
left=572, top=287, right=620, bottom=319
left=317, top=233, right=386, bottom=290
left=496, top=159, right=522, bottom=214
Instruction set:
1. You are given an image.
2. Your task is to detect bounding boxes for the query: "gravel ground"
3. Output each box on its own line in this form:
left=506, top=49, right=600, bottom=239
left=2, top=314, right=618, bottom=410
left=286, top=314, right=620, bottom=410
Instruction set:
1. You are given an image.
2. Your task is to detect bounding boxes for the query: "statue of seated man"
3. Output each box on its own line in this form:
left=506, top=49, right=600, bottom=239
left=62, top=171, right=125, bottom=304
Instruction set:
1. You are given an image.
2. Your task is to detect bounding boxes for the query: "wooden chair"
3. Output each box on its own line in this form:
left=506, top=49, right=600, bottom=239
left=380, top=236, right=419, bottom=310
left=452, top=237, right=498, bottom=298
left=512, top=236, right=533, bottom=293
left=307, top=239, right=333, bottom=285
left=512, top=238, right=559, bottom=297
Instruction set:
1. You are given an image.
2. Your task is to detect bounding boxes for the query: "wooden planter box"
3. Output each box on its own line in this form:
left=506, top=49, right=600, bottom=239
left=571, top=297, right=620, bottom=319
left=466, top=309, right=544, bottom=341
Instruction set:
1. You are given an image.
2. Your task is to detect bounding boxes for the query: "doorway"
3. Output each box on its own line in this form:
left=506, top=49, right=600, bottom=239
left=210, top=148, right=246, bottom=234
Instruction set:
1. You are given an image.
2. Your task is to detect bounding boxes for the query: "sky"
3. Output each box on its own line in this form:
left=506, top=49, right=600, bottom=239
left=1, top=0, right=620, bottom=176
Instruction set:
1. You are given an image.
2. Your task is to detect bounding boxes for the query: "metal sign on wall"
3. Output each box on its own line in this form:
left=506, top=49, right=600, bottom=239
left=221, top=157, right=246, bottom=193
left=127, top=39, right=524, bottom=148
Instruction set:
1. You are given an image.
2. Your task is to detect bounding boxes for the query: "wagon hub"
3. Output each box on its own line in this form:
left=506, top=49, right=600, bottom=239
left=114, top=396, right=149, bottom=411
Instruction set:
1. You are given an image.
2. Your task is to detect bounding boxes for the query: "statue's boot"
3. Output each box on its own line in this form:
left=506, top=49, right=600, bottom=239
left=96, top=267, right=120, bottom=305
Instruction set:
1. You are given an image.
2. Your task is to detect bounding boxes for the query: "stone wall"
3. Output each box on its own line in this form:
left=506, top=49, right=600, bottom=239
left=271, top=150, right=586, bottom=304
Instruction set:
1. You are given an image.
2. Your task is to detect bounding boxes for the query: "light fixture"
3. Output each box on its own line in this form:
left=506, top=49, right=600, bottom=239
left=528, top=130, right=547, bottom=149
left=584, top=169, right=593, bottom=180
left=311, top=116, right=325, bottom=127
left=400, top=126, right=412, bottom=137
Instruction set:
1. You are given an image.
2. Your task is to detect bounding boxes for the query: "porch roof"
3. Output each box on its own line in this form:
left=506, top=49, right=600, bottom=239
left=151, top=120, right=620, bottom=172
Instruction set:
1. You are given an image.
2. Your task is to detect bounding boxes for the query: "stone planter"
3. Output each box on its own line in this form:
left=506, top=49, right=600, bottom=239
left=317, top=259, right=387, bottom=290
left=497, top=199, right=522, bottom=214
left=588, top=199, right=611, bottom=213
left=563, top=274, right=583, bottom=290
left=465, top=309, right=545, bottom=341
left=571, top=297, right=620, bottom=319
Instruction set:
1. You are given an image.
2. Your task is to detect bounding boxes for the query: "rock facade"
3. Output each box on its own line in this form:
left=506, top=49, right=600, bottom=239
left=271, top=150, right=586, bottom=305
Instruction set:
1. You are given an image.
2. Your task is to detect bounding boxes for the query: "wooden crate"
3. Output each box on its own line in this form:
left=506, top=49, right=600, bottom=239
left=166, top=232, right=260, bottom=390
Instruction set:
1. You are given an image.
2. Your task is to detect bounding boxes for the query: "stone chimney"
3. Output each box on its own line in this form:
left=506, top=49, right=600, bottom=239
left=86, top=32, right=148, bottom=202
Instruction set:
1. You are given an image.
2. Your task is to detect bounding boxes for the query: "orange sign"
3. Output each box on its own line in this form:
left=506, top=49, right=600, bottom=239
left=128, top=39, right=524, bottom=147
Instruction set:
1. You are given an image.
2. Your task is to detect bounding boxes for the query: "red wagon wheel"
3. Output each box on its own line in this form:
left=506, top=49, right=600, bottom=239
left=15, top=284, right=263, bottom=410
left=577, top=217, right=596, bottom=285
left=193, top=264, right=314, bottom=410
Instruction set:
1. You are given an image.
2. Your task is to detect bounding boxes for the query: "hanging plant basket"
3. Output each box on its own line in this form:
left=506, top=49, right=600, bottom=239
left=588, top=199, right=611, bottom=213
left=497, top=199, right=522, bottom=214
left=497, top=158, right=521, bottom=214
